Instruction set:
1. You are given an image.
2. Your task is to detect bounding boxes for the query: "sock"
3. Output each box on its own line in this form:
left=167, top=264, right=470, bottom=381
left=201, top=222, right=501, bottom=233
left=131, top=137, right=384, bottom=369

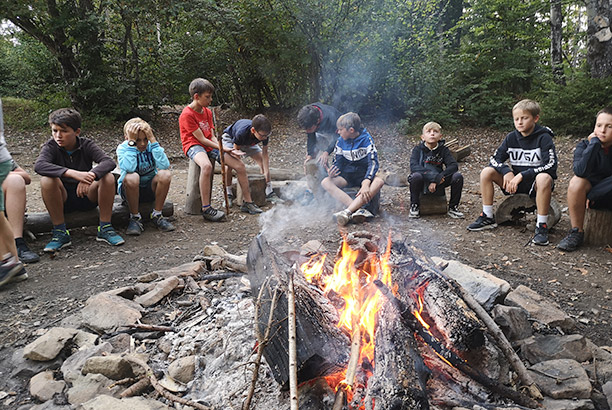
left=483, top=205, right=494, bottom=218
left=100, top=221, right=111, bottom=229
left=265, top=183, right=273, bottom=196
left=202, top=205, right=210, bottom=211
left=2, top=253, right=17, bottom=266
left=131, top=213, right=142, bottom=220
left=53, top=223, right=67, bottom=232
left=15, top=237, right=26, bottom=248
left=151, top=209, right=162, bottom=217
left=537, top=214, right=548, bottom=226
left=226, top=187, right=233, bottom=195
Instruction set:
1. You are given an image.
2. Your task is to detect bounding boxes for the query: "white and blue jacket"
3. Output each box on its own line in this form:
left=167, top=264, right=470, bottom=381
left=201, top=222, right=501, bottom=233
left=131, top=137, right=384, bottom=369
left=116, top=141, right=170, bottom=194
left=333, top=128, right=379, bottom=181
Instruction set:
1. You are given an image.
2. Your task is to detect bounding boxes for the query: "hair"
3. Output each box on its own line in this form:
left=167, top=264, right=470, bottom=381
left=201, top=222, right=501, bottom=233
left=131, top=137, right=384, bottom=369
left=189, top=78, right=215, bottom=97
left=336, top=112, right=362, bottom=131
left=596, top=107, right=612, bottom=117
left=423, top=121, right=441, bottom=134
left=512, top=99, right=541, bottom=117
left=252, top=114, right=272, bottom=134
left=123, top=117, right=152, bottom=136
left=297, top=105, right=320, bottom=129
left=48, top=108, right=81, bottom=131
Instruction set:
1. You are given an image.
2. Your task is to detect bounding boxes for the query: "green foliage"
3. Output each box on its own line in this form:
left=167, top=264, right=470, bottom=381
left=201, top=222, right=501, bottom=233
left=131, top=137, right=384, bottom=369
left=0, top=97, right=58, bottom=130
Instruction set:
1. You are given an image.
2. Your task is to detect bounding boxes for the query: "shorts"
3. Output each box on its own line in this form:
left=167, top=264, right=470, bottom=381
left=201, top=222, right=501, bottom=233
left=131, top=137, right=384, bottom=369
left=120, top=178, right=155, bottom=203
left=186, top=145, right=221, bottom=164
left=221, top=133, right=262, bottom=157
left=501, top=173, right=555, bottom=198
left=64, top=183, right=98, bottom=213
left=340, top=171, right=365, bottom=188
left=0, top=160, right=12, bottom=212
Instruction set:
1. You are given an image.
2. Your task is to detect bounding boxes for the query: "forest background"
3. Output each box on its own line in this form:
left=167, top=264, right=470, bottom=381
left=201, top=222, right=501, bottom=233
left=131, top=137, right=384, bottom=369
left=1, top=0, right=612, bottom=134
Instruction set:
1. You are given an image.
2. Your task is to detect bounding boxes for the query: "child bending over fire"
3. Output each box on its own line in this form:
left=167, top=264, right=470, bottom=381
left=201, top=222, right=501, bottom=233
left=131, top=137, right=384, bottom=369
left=321, top=112, right=384, bottom=226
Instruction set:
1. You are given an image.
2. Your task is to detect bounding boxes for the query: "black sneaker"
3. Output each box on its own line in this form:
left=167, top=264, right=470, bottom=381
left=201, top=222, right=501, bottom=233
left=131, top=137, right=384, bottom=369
left=408, top=204, right=420, bottom=218
left=17, top=243, right=40, bottom=264
left=467, top=213, right=497, bottom=231
left=241, top=202, right=263, bottom=214
left=202, top=206, right=225, bottom=222
left=0, top=260, right=24, bottom=287
left=557, top=228, right=584, bottom=252
left=532, top=223, right=549, bottom=246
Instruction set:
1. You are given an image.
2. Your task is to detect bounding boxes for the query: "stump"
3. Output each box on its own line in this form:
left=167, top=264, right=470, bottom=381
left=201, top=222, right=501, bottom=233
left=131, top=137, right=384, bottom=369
left=494, top=194, right=561, bottom=227
left=420, top=193, right=447, bottom=216
left=584, top=208, right=612, bottom=245
left=185, top=159, right=215, bottom=215
left=236, top=174, right=267, bottom=207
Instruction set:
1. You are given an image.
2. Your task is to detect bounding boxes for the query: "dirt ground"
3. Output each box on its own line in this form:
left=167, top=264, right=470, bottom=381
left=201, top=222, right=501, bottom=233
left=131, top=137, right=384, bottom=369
left=0, top=107, right=611, bottom=359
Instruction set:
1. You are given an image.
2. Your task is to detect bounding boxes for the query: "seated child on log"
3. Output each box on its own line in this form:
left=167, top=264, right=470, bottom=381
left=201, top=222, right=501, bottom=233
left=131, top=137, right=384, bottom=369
left=117, top=117, right=174, bottom=236
left=220, top=114, right=274, bottom=213
left=467, top=99, right=557, bottom=246
left=321, top=112, right=385, bottom=226
left=557, top=107, right=612, bottom=252
left=408, top=121, right=464, bottom=219
left=34, top=108, right=124, bottom=252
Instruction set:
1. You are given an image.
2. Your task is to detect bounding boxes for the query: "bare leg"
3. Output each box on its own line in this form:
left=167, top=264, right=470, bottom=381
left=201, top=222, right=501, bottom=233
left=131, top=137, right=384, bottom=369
left=40, top=176, right=68, bottom=226
left=321, top=176, right=352, bottom=207
left=3, top=173, right=26, bottom=239
left=534, top=173, right=553, bottom=216
left=566, top=176, right=591, bottom=231
left=224, top=154, right=253, bottom=203
left=88, top=173, right=116, bottom=222
left=193, top=152, right=213, bottom=207
left=347, top=177, right=385, bottom=213
left=224, top=165, right=232, bottom=192
left=152, top=170, right=172, bottom=212
left=480, top=167, right=503, bottom=206
left=0, top=213, right=17, bottom=257
left=123, top=173, right=141, bottom=214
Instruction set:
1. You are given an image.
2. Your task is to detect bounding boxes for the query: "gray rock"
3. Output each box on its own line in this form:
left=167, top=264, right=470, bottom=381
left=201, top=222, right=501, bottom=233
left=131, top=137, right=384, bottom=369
left=77, top=395, right=171, bottom=410
left=528, top=359, right=592, bottom=399
left=82, top=355, right=135, bottom=380
left=8, top=348, right=63, bottom=384
left=60, top=342, right=113, bottom=383
left=505, top=285, right=575, bottom=332
left=167, top=355, right=198, bottom=384
left=28, top=403, right=72, bottom=410
left=29, top=371, right=66, bottom=402
left=134, top=276, right=180, bottom=307
left=540, top=398, right=594, bottom=410
left=106, top=333, right=132, bottom=353
left=595, top=359, right=612, bottom=385
left=432, top=257, right=511, bottom=310
left=491, top=305, right=532, bottom=343
left=80, top=293, right=143, bottom=334
left=521, top=334, right=593, bottom=365
left=67, top=373, right=119, bottom=406
left=602, top=381, right=612, bottom=409
left=23, top=327, right=79, bottom=361
left=73, top=331, right=98, bottom=350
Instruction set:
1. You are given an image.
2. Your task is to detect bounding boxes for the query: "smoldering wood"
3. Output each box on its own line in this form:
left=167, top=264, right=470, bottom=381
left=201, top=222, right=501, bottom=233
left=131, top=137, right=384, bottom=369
left=494, top=194, right=561, bottom=227
left=583, top=208, right=612, bottom=245
left=185, top=159, right=215, bottom=215
left=24, top=197, right=174, bottom=234
left=247, top=234, right=350, bottom=387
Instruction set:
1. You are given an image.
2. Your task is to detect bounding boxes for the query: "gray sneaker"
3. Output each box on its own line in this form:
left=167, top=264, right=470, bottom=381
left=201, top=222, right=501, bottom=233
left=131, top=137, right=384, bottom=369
left=202, top=206, right=225, bottom=222
left=557, top=228, right=584, bottom=252
left=151, top=214, right=175, bottom=232
left=126, top=217, right=144, bottom=236
left=333, top=209, right=352, bottom=226
left=241, top=202, right=263, bottom=214
left=352, top=208, right=374, bottom=224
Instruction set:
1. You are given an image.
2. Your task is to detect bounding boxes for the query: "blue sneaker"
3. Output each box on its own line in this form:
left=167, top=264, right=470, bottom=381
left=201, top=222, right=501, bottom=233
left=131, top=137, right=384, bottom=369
left=97, top=224, right=125, bottom=246
left=44, top=229, right=72, bottom=253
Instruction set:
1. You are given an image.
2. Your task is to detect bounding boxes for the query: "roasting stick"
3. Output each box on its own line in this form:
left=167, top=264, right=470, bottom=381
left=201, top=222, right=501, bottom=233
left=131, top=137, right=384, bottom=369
left=332, top=324, right=361, bottom=410
left=212, top=107, right=230, bottom=215
left=288, top=270, right=299, bottom=410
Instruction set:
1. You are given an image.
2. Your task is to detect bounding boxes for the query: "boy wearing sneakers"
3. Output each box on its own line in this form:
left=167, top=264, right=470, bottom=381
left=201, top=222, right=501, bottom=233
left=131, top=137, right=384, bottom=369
left=34, top=108, right=124, bottom=252
left=467, top=99, right=557, bottom=246
left=321, top=112, right=385, bottom=226
left=221, top=114, right=275, bottom=213
left=117, top=118, right=175, bottom=235
left=408, top=121, right=464, bottom=219
left=558, top=107, right=612, bottom=251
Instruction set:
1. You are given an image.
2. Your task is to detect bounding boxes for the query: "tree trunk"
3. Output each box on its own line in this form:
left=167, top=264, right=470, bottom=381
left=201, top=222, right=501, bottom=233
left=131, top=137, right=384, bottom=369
left=586, top=0, right=612, bottom=78
left=550, top=0, right=566, bottom=85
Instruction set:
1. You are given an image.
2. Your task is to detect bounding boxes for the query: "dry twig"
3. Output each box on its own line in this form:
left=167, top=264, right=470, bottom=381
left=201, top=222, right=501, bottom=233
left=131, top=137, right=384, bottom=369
left=288, top=270, right=299, bottom=410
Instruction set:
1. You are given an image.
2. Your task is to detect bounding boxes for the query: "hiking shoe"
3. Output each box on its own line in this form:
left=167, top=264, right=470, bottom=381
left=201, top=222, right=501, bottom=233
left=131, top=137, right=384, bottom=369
left=202, top=206, right=225, bottom=222
left=0, top=260, right=24, bottom=287
left=126, top=216, right=144, bottom=236
left=44, top=229, right=72, bottom=253
left=352, top=208, right=374, bottom=224
left=97, top=224, right=125, bottom=246
left=532, top=223, right=549, bottom=246
left=223, top=193, right=235, bottom=208
left=333, top=209, right=352, bottom=226
left=447, top=205, right=464, bottom=219
left=151, top=214, right=175, bottom=232
left=241, top=202, right=263, bottom=214
left=9, top=265, right=28, bottom=284
left=557, top=228, right=584, bottom=252
left=408, top=204, right=420, bottom=218
left=17, top=243, right=40, bottom=264
left=467, top=213, right=497, bottom=231
left=266, top=191, right=285, bottom=204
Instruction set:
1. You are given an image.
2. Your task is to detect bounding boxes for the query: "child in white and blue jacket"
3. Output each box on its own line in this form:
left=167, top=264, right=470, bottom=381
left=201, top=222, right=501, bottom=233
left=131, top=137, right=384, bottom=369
left=116, top=118, right=174, bottom=235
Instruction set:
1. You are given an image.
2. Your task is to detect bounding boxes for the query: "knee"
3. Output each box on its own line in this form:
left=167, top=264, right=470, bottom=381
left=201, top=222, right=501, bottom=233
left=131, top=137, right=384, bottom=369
left=156, top=169, right=172, bottom=184
left=452, top=172, right=463, bottom=183
left=3, top=173, right=26, bottom=194
left=199, top=162, right=213, bottom=176
left=567, top=176, right=589, bottom=194
left=40, top=176, right=60, bottom=191
left=480, top=167, right=496, bottom=181
left=409, top=173, right=423, bottom=185
left=535, top=173, right=553, bottom=189
left=321, top=177, right=332, bottom=189
left=124, top=172, right=140, bottom=188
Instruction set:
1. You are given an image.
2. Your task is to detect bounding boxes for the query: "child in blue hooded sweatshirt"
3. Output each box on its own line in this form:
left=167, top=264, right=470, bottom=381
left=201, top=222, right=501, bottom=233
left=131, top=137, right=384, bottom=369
left=321, top=112, right=385, bottom=226
left=117, top=118, right=174, bottom=235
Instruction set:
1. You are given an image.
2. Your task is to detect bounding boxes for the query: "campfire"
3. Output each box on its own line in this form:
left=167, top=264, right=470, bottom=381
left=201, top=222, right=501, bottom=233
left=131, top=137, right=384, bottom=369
left=247, top=231, right=541, bottom=409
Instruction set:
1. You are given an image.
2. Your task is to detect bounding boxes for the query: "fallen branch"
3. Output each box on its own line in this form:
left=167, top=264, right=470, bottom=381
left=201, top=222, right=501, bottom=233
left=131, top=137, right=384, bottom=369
left=288, top=270, right=299, bottom=410
left=201, top=272, right=246, bottom=281
left=128, top=324, right=176, bottom=333
left=119, top=376, right=150, bottom=397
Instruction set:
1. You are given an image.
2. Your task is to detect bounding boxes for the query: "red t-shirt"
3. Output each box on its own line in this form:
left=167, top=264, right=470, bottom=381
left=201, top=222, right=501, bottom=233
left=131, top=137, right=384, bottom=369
left=179, top=105, right=214, bottom=155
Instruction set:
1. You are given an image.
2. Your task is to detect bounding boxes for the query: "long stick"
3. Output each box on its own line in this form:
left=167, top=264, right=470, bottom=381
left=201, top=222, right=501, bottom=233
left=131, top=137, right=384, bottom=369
left=332, top=325, right=361, bottom=410
left=288, top=270, right=299, bottom=410
left=212, top=106, right=230, bottom=215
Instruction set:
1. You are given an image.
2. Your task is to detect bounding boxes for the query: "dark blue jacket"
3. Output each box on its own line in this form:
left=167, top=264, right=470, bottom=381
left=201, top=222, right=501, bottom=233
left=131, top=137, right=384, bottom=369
left=332, top=128, right=379, bottom=181
left=306, top=103, right=341, bottom=157
left=410, top=140, right=458, bottom=184
left=573, top=138, right=612, bottom=202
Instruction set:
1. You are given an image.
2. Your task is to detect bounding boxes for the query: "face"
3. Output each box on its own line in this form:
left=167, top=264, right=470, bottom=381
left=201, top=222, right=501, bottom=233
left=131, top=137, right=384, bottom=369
left=251, top=127, right=270, bottom=141
left=51, top=123, right=79, bottom=150
left=594, top=112, right=612, bottom=147
left=134, top=130, right=149, bottom=152
left=513, top=109, right=538, bottom=136
left=337, top=126, right=355, bottom=140
left=421, top=127, right=442, bottom=146
left=304, top=124, right=318, bottom=134
left=195, top=92, right=213, bottom=107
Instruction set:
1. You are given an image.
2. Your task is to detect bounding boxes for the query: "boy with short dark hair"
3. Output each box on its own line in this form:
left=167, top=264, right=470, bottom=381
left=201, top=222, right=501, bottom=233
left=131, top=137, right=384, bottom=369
left=117, top=118, right=174, bottom=235
left=321, top=112, right=385, bottom=226
left=34, top=108, right=124, bottom=252
left=408, top=121, right=464, bottom=219
left=467, top=99, right=557, bottom=246
left=558, top=107, right=612, bottom=251
left=221, top=114, right=274, bottom=213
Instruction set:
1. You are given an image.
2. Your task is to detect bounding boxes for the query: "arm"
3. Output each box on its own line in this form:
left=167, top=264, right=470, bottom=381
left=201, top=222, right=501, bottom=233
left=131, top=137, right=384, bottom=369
left=11, top=166, right=31, bottom=185
left=363, top=140, right=379, bottom=181
left=488, top=137, right=512, bottom=175
left=261, top=144, right=270, bottom=183
left=34, top=143, right=70, bottom=178
left=117, top=142, right=139, bottom=173
left=573, top=137, right=600, bottom=177
left=87, top=141, right=117, bottom=178
left=409, top=146, right=428, bottom=174
left=439, top=147, right=458, bottom=182
left=306, top=132, right=317, bottom=158
left=192, top=128, right=220, bottom=150
left=150, top=142, right=170, bottom=171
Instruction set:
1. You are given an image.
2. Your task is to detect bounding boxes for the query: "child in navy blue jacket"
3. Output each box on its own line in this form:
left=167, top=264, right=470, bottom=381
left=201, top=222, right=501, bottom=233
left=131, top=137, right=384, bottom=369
left=321, top=112, right=384, bottom=226
left=117, top=118, right=174, bottom=235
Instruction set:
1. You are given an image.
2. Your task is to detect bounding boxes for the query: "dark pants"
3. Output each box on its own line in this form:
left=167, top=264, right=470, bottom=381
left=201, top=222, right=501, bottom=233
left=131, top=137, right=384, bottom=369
left=409, top=172, right=463, bottom=208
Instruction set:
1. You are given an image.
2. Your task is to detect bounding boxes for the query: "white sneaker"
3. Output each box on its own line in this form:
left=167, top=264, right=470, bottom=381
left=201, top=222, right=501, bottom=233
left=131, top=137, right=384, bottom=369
left=447, top=205, right=464, bottom=219
left=352, top=208, right=374, bottom=224
left=408, top=204, right=420, bottom=218
left=333, top=209, right=353, bottom=226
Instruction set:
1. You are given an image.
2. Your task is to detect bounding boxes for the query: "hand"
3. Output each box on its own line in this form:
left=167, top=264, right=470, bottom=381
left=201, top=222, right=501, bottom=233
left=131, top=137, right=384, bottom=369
left=76, top=181, right=91, bottom=198
left=317, top=151, right=329, bottom=167
left=327, top=164, right=340, bottom=178
left=428, top=182, right=437, bottom=193
left=503, top=173, right=522, bottom=194
left=229, top=148, right=246, bottom=158
left=73, top=170, right=96, bottom=184
left=144, top=126, right=157, bottom=143
left=357, top=180, right=372, bottom=202
left=125, top=122, right=140, bottom=142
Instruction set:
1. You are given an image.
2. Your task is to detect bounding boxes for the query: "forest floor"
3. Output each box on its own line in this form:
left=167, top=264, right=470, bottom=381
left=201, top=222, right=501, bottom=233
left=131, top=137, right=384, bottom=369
left=0, top=106, right=611, bottom=356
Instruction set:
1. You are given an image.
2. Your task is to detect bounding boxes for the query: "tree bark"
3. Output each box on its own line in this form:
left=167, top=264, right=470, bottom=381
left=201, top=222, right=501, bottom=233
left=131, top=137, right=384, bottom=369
left=550, top=0, right=565, bottom=85
left=586, top=0, right=612, bottom=78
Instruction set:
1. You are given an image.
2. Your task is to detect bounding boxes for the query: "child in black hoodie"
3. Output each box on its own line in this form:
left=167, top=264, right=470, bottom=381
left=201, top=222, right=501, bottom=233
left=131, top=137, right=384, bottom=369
left=408, top=121, right=464, bottom=219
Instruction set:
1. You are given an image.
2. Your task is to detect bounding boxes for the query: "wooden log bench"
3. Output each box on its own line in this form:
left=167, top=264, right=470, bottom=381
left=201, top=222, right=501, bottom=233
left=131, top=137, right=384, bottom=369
left=420, top=193, right=448, bottom=216
left=584, top=208, right=612, bottom=245
left=24, top=197, right=174, bottom=234
left=236, top=174, right=267, bottom=207
left=494, top=194, right=561, bottom=227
